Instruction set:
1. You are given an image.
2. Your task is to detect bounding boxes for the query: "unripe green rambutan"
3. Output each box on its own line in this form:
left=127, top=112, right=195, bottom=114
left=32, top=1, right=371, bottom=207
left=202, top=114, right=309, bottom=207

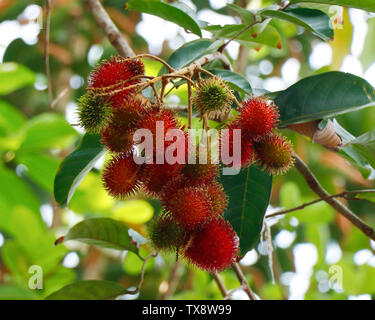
left=148, top=214, right=186, bottom=251
left=77, top=93, right=112, bottom=134
left=254, top=133, right=294, bottom=175
left=193, top=77, right=233, bottom=118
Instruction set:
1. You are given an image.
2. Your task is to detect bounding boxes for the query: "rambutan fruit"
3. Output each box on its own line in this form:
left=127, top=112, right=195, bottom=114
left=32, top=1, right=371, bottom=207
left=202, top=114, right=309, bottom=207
left=101, top=126, right=134, bottom=154
left=253, top=133, right=294, bottom=175
left=205, top=182, right=228, bottom=216
left=110, top=96, right=149, bottom=129
left=239, top=96, right=279, bottom=138
left=183, top=217, right=239, bottom=272
left=182, top=148, right=219, bottom=185
left=77, top=93, right=112, bottom=134
left=135, top=107, right=181, bottom=156
left=140, top=162, right=182, bottom=197
left=220, top=122, right=254, bottom=168
left=148, top=214, right=186, bottom=251
left=88, top=56, right=144, bottom=108
left=162, top=186, right=212, bottom=230
left=102, top=153, right=141, bottom=199
left=193, top=77, right=233, bottom=118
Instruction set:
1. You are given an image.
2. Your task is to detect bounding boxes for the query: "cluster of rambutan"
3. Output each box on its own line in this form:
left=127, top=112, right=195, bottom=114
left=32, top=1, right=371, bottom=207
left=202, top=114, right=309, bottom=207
left=221, top=96, right=295, bottom=175
left=77, top=55, right=294, bottom=273
left=77, top=56, right=239, bottom=272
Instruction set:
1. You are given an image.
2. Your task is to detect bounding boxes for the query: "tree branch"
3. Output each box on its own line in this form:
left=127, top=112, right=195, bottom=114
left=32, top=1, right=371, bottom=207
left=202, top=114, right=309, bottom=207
left=267, top=189, right=375, bottom=218
left=293, top=153, right=375, bottom=241
left=231, top=262, right=257, bottom=300
left=211, top=272, right=228, bottom=298
left=83, top=0, right=135, bottom=57
left=45, top=0, right=53, bottom=108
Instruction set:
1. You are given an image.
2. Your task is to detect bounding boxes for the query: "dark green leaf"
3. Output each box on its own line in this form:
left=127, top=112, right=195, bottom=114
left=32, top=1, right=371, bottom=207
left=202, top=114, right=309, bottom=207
left=54, top=133, right=105, bottom=206
left=275, top=72, right=375, bottom=126
left=289, top=0, right=375, bottom=13
left=127, top=0, right=202, bottom=37
left=260, top=7, right=333, bottom=41
left=0, top=62, right=36, bottom=95
left=62, top=218, right=138, bottom=252
left=221, top=166, right=272, bottom=254
left=207, top=68, right=252, bottom=95
left=45, top=280, right=126, bottom=300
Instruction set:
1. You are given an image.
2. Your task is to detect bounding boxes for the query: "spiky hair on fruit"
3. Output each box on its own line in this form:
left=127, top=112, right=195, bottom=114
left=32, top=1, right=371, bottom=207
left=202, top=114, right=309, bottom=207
left=77, top=93, right=112, bottom=134
left=135, top=107, right=181, bottom=156
left=205, top=182, right=228, bottom=216
left=253, top=133, right=294, bottom=175
left=162, top=186, right=213, bottom=230
left=239, top=96, right=279, bottom=138
left=183, top=217, right=239, bottom=272
left=193, top=77, right=234, bottom=118
left=101, top=126, right=135, bottom=154
left=102, top=153, right=142, bottom=199
left=148, top=214, right=186, bottom=251
left=88, top=56, right=144, bottom=108
left=220, top=121, right=254, bottom=168
left=140, top=162, right=182, bottom=198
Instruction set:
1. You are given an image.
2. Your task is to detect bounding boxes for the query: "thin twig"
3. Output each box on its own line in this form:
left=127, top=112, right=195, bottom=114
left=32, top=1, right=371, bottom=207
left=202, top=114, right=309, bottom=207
left=45, top=0, right=53, bottom=109
left=267, top=189, right=375, bottom=218
left=83, top=0, right=135, bottom=57
left=159, top=260, right=183, bottom=300
left=211, top=272, right=228, bottom=298
left=137, top=53, right=175, bottom=72
left=231, top=262, right=257, bottom=300
left=293, top=153, right=375, bottom=241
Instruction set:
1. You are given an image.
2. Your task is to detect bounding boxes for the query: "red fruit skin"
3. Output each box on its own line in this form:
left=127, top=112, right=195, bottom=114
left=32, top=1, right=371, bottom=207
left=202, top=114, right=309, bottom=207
left=141, top=162, right=182, bottom=197
left=184, top=218, right=239, bottom=272
left=220, top=121, right=254, bottom=168
left=88, top=56, right=144, bottom=108
left=101, top=126, right=134, bottom=153
left=135, top=107, right=183, bottom=158
left=162, top=186, right=212, bottom=230
left=239, top=97, right=279, bottom=138
left=205, top=182, right=228, bottom=216
left=102, top=153, right=141, bottom=199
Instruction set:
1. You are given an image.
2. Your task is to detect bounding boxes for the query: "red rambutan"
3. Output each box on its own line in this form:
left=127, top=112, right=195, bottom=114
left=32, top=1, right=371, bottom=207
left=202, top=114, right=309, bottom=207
left=239, top=96, right=279, bottom=138
left=88, top=56, right=144, bottom=108
left=183, top=217, right=239, bottom=272
left=102, top=153, right=141, bottom=199
left=205, top=182, right=228, bottom=216
left=101, top=126, right=134, bottom=154
left=162, top=186, right=212, bottom=230
left=140, top=162, right=182, bottom=197
left=254, top=133, right=294, bottom=175
left=220, top=122, right=254, bottom=168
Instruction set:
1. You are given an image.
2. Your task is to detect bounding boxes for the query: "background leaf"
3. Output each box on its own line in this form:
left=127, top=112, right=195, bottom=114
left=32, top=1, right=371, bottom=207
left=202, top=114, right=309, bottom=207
left=127, top=0, right=202, bottom=37
left=54, top=133, right=105, bottom=206
left=260, top=7, right=333, bottom=41
left=62, top=218, right=138, bottom=252
left=289, top=0, right=375, bottom=13
left=221, top=166, right=272, bottom=254
left=275, top=71, right=375, bottom=126
left=46, top=280, right=126, bottom=300
left=0, top=62, right=35, bottom=95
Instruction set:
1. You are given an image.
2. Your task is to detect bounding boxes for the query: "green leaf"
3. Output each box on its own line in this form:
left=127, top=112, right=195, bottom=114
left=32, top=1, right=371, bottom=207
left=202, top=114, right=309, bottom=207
left=347, top=130, right=375, bottom=169
left=45, top=280, right=126, bottom=300
left=61, top=218, right=138, bottom=252
left=205, top=21, right=281, bottom=48
left=274, top=71, right=375, bottom=126
left=289, top=0, right=375, bottom=13
left=0, top=286, right=37, bottom=300
left=0, top=100, right=25, bottom=136
left=226, top=4, right=255, bottom=24
left=17, top=154, right=60, bottom=193
left=360, top=17, right=375, bottom=71
left=221, top=166, right=272, bottom=254
left=260, top=7, right=333, bottom=41
left=0, top=62, right=36, bottom=95
left=54, top=133, right=105, bottom=206
left=126, top=0, right=202, bottom=37
left=18, top=113, right=78, bottom=153
left=207, top=68, right=252, bottom=95
left=163, top=39, right=214, bottom=72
